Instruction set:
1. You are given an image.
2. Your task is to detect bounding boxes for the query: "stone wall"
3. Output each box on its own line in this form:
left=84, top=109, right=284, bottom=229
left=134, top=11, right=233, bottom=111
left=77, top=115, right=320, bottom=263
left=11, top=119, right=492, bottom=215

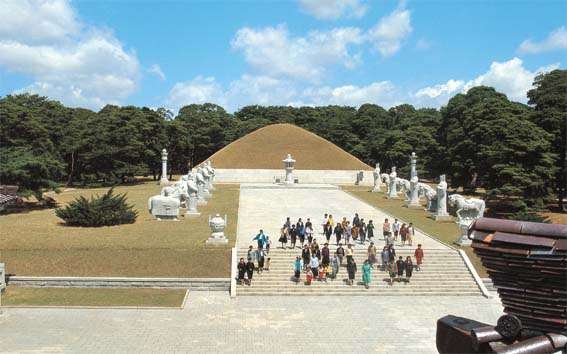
left=213, top=168, right=375, bottom=185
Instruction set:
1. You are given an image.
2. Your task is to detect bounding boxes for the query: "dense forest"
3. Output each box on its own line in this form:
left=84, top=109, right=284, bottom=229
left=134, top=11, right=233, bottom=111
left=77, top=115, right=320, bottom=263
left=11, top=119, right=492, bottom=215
left=1, top=70, right=565, bottom=214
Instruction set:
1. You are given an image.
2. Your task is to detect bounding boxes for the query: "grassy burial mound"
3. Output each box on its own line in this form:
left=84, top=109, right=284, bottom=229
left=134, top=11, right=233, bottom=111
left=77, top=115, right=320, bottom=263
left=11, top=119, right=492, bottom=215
left=208, top=123, right=372, bottom=170
left=0, top=183, right=239, bottom=278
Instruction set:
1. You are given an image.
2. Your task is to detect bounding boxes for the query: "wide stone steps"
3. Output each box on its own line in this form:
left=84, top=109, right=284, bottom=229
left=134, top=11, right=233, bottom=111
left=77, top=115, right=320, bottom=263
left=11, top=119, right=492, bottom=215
left=236, top=246, right=482, bottom=296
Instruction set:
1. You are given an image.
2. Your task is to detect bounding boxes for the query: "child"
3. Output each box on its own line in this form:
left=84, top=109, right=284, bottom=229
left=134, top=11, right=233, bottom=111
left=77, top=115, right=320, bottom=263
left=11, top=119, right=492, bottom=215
left=305, top=268, right=313, bottom=285
left=265, top=257, right=271, bottom=271
left=318, top=265, right=327, bottom=282
left=293, top=256, right=301, bottom=283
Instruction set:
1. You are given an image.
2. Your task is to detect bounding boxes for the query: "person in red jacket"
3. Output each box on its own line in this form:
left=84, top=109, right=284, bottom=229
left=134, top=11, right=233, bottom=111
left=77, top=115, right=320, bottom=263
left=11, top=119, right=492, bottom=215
left=414, top=244, right=424, bottom=271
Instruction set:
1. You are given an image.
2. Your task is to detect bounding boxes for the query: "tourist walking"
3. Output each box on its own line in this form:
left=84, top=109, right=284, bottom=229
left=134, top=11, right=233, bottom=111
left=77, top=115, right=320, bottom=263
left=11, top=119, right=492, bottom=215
left=301, top=245, right=311, bottom=271
left=324, top=221, right=332, bottom=243
left=396, top=256, right=405, bottom=282
left=330, top=254, right=339, bottom=280
left=321, top=243, right=330, bottom=267
left=367, top=220, right=375, bottom=241
left=400, top=223, right=407, bottom=247
left=388, top=261, right=397, bottom=285
left=359, top=219, right=367, bottom=244
left=393, top=218, right=400, bottom=242
left=414, top=244, right=424, bottom=271
left=296, top=218, right=305, bottom=247
left=381, top=246, right=390, bottom=271
left=305, top=268, right=313, bottom=285
left=305, top=218, right=313, bottom=244
left=336, top=243, right=345, bottom=266
left=284, top=217, right=291, bottom=230
left=318, top=265, right=327, bottom=282
left=321, top=213, right=328, bottom=235
left=367, top=242, right=377, bottom=267
left=345, top=221, right=352, bottom=244
left=328, top=214, right=334, bottom=228
left=252, top=229, right=267, bottom=250
left=388, top=244, right=396, bottom=265
left=289, top=224, right=298, bottom=249
left=310, top=254, right=320, bottom=278
left=237, top=258, right=246, bottom=285
left=334, top=222, right=343, bottom=245
left=405, top=256, right=413, bottom=283
left=407, top=223, right=415, bottom=246
left=346, top=259, right=357, bottom=286
left=278, top=227, right=288, bottom=249
left=246, top=258, right=255, bottom=286
left=346, top=243, right=354, bottom=264
left=352, top=213, right=360, bottom=240
left=293, top=256, right=301, bottom=284
left=247, top=245, right=257, bottom=265
left=257, top=248, right=266, bottom=273
left=362, top=260, right=372, bottom=289
left=383, top=218, right=391, bottom=243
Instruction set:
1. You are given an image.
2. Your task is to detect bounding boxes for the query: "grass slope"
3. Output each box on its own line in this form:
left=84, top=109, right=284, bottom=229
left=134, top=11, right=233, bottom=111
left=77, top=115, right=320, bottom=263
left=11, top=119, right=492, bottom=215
left=343, top=186, right=487, bottom=277
left=2, top=287, right=186, bottom=307
left=0, top=183, right=239, bottom=277
left=208, top=123, right=372, bottom=170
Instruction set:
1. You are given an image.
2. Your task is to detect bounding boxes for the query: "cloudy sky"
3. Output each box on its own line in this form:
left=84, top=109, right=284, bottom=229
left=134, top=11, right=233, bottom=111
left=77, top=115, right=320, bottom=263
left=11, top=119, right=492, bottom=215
left=0, top=0, right=565, bottom=112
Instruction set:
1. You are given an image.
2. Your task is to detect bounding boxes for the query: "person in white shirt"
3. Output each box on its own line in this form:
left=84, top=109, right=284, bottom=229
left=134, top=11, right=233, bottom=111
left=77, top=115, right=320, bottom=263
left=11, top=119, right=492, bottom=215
left=393, top=218, right=401, bottom=241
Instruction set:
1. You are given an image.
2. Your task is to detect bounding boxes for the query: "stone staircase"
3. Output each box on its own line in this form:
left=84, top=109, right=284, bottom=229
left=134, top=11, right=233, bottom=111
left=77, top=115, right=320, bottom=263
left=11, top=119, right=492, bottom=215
left=236, top=245, right=482, bottom=296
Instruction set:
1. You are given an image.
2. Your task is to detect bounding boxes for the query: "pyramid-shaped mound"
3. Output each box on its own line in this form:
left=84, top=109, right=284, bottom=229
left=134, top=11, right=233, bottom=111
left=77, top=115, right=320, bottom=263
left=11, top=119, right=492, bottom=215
left=208, top=123, right=372, bottom=170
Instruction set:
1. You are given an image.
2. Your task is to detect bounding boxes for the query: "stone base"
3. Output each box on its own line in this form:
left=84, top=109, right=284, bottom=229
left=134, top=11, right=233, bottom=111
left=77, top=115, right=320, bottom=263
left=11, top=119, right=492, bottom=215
left=156, top=216, right=178, bottom=221
left=206, top=237, right=229, bottom=246
left=434, top=214, right=453, bottom=222
left=159, top=178, right=169, bottom=186
left=185, top=211, right=201, bottom=218
left=407, top=203, right=423, bottom=209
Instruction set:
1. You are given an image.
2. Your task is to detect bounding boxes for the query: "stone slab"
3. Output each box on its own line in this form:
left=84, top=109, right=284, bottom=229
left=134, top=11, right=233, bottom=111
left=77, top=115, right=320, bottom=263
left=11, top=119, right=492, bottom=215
left=214, top=168, right=375, bottom=186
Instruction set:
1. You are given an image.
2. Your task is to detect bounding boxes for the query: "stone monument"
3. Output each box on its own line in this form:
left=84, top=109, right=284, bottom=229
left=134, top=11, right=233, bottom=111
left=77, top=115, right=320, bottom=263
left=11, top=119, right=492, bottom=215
left=148, top=189, right=180, bottom=221
left=387, top=167, right=398, bottom=199
left=372, top=163, right=382, bottom=192
left=206, top=214, right=229, bottom=245
left=205, top=160, right=215, bottom=191
left=160, top=148, right=169, bottom=186
left=200, top=166, right=212, bottom=198
left=282, top=154, right=296, bottom=185
left=434, top=174, right=452, bottom=221
left=195, top=168, right=207, bottom=206
left=408, top=152, right=421, bottom=208
left=185, top=172, right=200, bottom=217
left=449, top=194, right=486, bottom=245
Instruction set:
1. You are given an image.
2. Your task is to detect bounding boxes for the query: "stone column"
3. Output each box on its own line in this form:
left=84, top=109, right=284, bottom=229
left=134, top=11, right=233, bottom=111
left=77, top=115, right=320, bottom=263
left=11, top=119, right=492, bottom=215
left=434, top=174, right=452, bottom=221
left=160, top=148, right=169, bottom=186
left=387, top=167, right=398, bottom=199
left=283, top=154, right=296, bottom=185
left=372, top=163, right=382, bottom=192
left=408, top=152, right=421, bottom=208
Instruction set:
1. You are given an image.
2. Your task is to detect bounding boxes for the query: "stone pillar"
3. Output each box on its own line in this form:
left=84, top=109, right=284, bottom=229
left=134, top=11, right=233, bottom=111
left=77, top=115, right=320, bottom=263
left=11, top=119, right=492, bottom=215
left=387, top=166, right=398, bottom=199
left=434, top=174, right=452, bottom=221
left=282, top=154, right=296, bottom=185
left=408, top=152, right=421, bottom=208
left=160, top=148, right=169, bottom=186
left=372, top=163, right=382, bottom=192
left=206, top=214, right=229, bottom=245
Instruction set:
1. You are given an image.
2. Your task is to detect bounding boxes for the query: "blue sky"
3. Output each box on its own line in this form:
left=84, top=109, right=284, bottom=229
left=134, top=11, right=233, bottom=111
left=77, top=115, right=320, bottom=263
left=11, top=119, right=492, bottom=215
left=0, top=0, right=565, bottom=112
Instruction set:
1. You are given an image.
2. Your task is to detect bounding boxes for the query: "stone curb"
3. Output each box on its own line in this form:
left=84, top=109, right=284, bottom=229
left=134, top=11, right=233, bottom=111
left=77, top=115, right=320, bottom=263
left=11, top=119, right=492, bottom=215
left=458, top=250, right=491, bottom=298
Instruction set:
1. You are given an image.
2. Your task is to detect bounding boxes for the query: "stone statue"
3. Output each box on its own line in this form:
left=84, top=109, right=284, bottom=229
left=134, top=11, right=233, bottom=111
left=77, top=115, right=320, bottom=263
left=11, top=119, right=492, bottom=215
left=195, top=168, right=207, bottom=206
left=434, top=175, right=452, bottom=221
left=185, top=172, right=200, bottom=217
left=381, top=173, right=390, bottom=193
left=449, top=194, right=486, bottom=245
left=148, top=189, right=180, bottom=221
left=200, top=166, right=212, bottom=198
left=388, top=167, right=398, bottom=199
left=372, top=163, right=382, bottom=192
left=206, top=214, right=229, bottom=245
left=282, top=154, right=296, bottom=185
left=160, top=181, right=189, bottom=208
left=418, top=183, right=437, bottom=212
left=396, top=178, right=411, bottom=201
left=205, top=160, right=215, bottom=191
left=408, top=152, right=421, bottom=208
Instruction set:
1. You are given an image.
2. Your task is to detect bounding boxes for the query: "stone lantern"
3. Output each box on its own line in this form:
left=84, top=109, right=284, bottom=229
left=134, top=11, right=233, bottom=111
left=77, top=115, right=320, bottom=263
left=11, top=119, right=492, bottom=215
left=160, top=148, right=169, bottom=186
left=206, top=214, right=229, bottom=245
left=282, top=154, right=296, bottom=185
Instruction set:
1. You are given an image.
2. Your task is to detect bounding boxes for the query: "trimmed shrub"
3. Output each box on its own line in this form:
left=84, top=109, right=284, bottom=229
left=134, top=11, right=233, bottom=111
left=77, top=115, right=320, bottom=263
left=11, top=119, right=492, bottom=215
left=56, top=188, right=137, bottom=227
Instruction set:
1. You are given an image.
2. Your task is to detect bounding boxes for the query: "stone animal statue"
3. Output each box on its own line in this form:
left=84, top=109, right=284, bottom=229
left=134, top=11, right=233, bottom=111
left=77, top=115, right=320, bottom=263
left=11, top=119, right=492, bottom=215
left=418, top=183, right=437, bottom=211
left=148, top=189, right=180, bottom=221
left=396, top=178, right=411, bottom=200
left=161, top=181, right=189, bottom=208
left=380, top=173, right=390, bottom=193
left=448, top=194, right=486, bottom=224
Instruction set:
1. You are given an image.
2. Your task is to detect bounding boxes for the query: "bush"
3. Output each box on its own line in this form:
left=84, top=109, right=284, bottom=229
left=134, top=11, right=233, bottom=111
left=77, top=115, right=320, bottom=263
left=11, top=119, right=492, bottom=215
left=55, top=188, right=138, bottom=227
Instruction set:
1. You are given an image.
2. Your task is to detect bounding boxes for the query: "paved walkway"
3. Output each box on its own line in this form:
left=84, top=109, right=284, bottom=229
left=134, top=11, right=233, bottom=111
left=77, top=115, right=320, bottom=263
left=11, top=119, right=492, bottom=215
left=237, top=183, right=448, bottom=250
left=0, top=292, right=503, bottom=353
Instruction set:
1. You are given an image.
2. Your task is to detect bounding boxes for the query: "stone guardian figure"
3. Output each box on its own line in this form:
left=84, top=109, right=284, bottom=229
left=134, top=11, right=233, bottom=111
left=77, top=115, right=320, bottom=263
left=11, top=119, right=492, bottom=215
left=195, top=168, right=207, bottom=206
left=434, top=175, right=452, bottom=221
left=387, top=167, right=398, bottom=199
left=372, top=163, right=382, bottom=192
left=185, top=172, right=200, bottom=217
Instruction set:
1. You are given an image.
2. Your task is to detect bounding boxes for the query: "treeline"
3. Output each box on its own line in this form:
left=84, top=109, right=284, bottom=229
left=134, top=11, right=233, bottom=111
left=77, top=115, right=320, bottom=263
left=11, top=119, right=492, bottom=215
left=0, top=70, right=565, bottom=213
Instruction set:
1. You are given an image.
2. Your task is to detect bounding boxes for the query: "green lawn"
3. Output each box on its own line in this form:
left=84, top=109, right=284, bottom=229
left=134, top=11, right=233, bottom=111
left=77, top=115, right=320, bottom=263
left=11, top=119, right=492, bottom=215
left=0, top=183, right=239, bottom=277
left=343, top=186, right=487, bottom=277
left=2, top=287, right=187, bottom=307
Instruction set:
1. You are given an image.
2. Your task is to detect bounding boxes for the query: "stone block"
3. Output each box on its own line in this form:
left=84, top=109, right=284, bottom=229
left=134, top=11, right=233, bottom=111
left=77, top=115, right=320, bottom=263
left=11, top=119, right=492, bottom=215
left=206, top=236, right=229, bottom=246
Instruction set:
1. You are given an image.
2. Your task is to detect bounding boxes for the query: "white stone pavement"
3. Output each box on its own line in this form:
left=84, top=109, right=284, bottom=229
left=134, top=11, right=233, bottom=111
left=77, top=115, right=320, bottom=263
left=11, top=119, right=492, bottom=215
left=237, top=183, right=448, bottom=250
left=0, top=292, right=503, bottom=353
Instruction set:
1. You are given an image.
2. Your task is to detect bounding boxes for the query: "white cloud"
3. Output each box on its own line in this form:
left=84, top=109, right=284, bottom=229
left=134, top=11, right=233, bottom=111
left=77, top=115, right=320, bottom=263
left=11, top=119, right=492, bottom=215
left=413, top=58, right=560, bottom=106
left=0, top=0, right=140, bottom=109
left=231, top=24, right=363, bottom=82
left=166, top=76, right=226, bottom=110
left=518, top=27, right=567, bottom=54
left=367, top=7, right=412, bottom=57
left=299, top=0, right=368, bottom=20
left=148, top=64, right=166, bottom=81
left=300, top=81, right=396, bottom=107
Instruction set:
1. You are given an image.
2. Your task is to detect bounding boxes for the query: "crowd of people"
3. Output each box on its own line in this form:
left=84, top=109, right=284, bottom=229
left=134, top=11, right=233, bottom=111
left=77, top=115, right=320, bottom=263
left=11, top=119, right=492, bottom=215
left=237, top=213, right=425, bottom=289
